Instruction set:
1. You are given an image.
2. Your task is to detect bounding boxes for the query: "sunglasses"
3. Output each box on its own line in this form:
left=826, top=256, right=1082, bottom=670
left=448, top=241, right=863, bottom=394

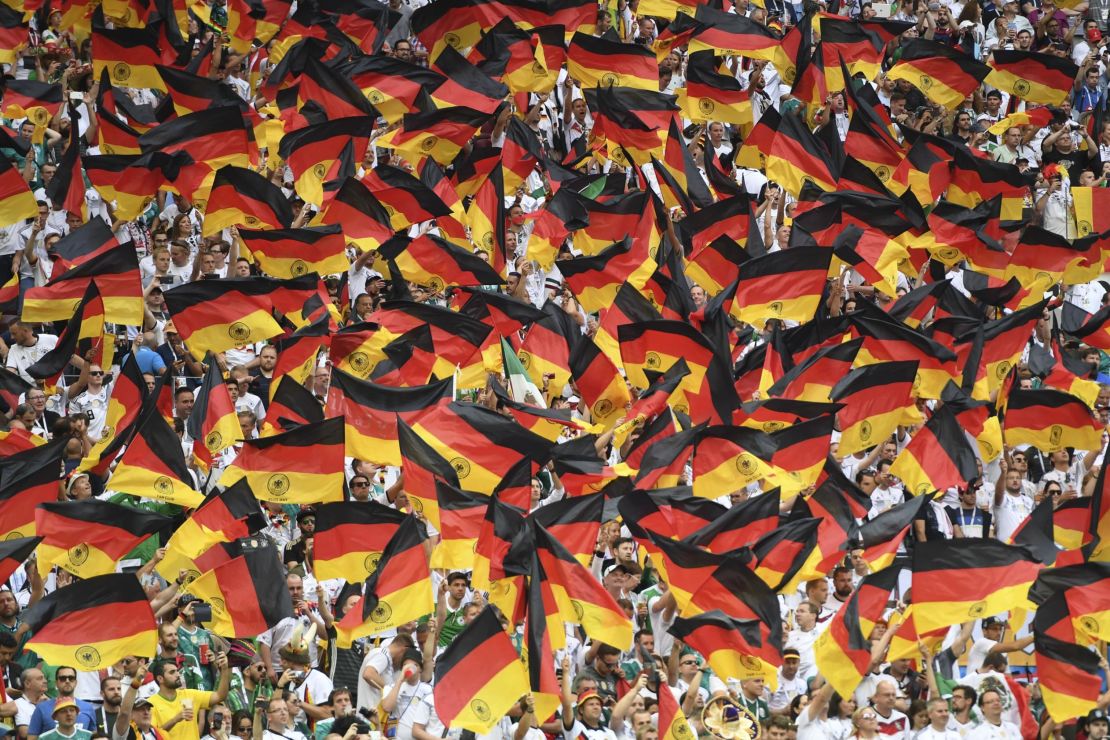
left=89, top=371, right=104, bottom=376
left=351, top=481, right=370, bottom=487
left=860, top=713, right=877, bottom=721
left=238, top=727, right=252, bottom=733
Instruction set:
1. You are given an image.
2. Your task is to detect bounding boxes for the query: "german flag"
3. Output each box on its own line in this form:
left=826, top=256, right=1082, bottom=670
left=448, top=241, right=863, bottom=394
left=92, top=20, right=166, bottom=91
left=830, top=360, right=919, bottom=456
left=1035, top=622, right=1102, bottom=721
left=849, top=314, right=958, bottom=399
left=327, top=368, right=452, bottom=466
left=683, top=491, right=780, bottom=555
left=202, top=165, right=294, bottom=236
left=156, top=480, right=265, bottom=584
left=238, top=225, right=349, bottom=279
left=430, top=45, right=509, bottom=114
left=813, top=566, right=899, bottom=700
left=682, top=51, right=751, bottom=126
left=568, top=32, right=657, bottom=91
left=0, top=446, right=64, bottom=540
left=313, top=500, right=407, bottom=582
left=140, top=106, right=251, bottom=173
left=186, top=358, right=240, bottom=469
left=161, top=279, right=283, bottom=358
left=185, top=545, right=294, bottom=638
left=1007, top=226, right=1101, bottom=287
left=523, top=554, right=565, bottom=723
left=108, top=412, right=203, bottom=508
left=0, top=153, right=39, bottom=228
left=362, top=163, right=454, bottom=231
left=767, top=415, right=834, bottom=494
left=472, top=20, right=552, bottom=95
left=157, top=64, right=244, bottom=115
left=35, top=500, right=169, bottom=579
left=689, top=559, right=783, bottom=648
left=342, top=54, right=442, bottom=124
left=685, top=237, right=746, bottom=299
left=22, top=241, right=142, bottom=326
left=374, top=300, right=491, bottom=387
left=987, top=50, right=1078, bottom=106
left=567, top=337, right=631, bottom=429
left=729, top=247, right=830, bottom=326
left=558, top=237, right=654, bottom=314
left=890, top=405, right=978, bottom=497
left=762, top=110, right=839, bottom=196
left=459, top=287, right=545, bottom=336
left=670, top=610, right=780, bottom=686
left=691, top=425, right=776, bottom=498
left=427, top=481, right=487, bottom=569
left=1003, top=388, right=1103, bottom=453
left=23, top=573, right=157, bottom=671
left=84, top=151, right=190, bottom=221
left=472, top=493, right=528, bottom=607
left=528, top=491, right=603, bottom=567
left=396, top=416, right=461, bottom=527
left=336, top=515, right=432, bottom=646
left=433, top=605, right=526, bottom=732
left=379, top=232, right=503, bottom=292
left=263, top=376, right=325, bottom=436
left=768, top=339, right=863, bottom=403
left=0, top=3, right=27, bottom=64
left=585, top=87, right=674, bottom=167
left=377, top=106, right=488, bottom=166
left=805, top=469, right=872, bottom=574
left=750, top=516, right=822, bottom=591
left=278, top=117, right=375, bottom=206
left=819, top=21, right=885, bottom=92
left=911, top=539, right=1040, bottom=634
left=853, top=496, right=928, bottom=572
left=221, top=418, right=344, bottom=504
left=0, top=535, right=40, bottom=586
left=886, top=39, right=990, bottom=109
left=688, top=5, right=780, bottom=61
left=465, top=162, right=506, bottom=270
left=316, top=176, right=393, bottom=252
left=410, top=401, right=552, bottom=495
left=296, top=56, right=377, bottom=119
left=533, top=523, right=632, bottom=648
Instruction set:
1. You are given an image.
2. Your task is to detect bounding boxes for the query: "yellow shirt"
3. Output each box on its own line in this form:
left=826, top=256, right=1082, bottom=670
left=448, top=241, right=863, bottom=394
left=148, top=688, right=212, bottom=740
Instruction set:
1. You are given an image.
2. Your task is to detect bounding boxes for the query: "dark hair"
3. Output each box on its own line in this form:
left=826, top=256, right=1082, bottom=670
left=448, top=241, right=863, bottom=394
left=596, top=643, right=622, bottom=659
left=149, top=659, right=175, bottom=681
left=328, top=688, right=352, bottom=705
left=174, top=386, right=193, bottom=400
left=0, top=632, right=16, bottom=650
left=953, top=686, right=977, bottom=704
left=977, top=689, right=1001, bottom=707
left=331, top=717, right=371, bottom=736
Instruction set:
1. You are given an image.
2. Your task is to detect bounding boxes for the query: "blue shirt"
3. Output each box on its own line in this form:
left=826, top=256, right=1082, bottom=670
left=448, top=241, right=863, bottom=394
left=123, top=346, right=167, bottom=375
left=27, top=698, right=97, bottom=736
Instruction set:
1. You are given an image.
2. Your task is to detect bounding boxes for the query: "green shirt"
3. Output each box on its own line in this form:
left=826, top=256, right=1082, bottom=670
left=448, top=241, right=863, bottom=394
left=314, top=717, right=335, bottom=740
left=176, top=625, right=216, bottom=690
left=437, top=602, right=468, bottom=647
left=39, top=728, right=94, bottom=740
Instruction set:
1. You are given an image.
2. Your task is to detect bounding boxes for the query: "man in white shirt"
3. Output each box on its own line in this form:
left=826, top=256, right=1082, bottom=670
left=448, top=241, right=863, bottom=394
left=380, top=650, right=432, bottom=740
left=870, top=678, right=910, bottom=739
left=68, top=364, right=112, bottom=441
left=918, top=698, right=961, bottom=739
left=784, top=602, right=823, bottom=680
left=965, top=618, right=1033, bottom=675
left=5, top=321, right=58, bottom=382
left=261, top=696, right=307, bottom=740
left=968, top=690, right=1020, bottom=739
left=768, top=649, right=807, bottom=715
left=16, top=667, right=48, bottom=734
left=992, top=466, right=1035, bottom=542
left=356, top=635, right=414, bottom=714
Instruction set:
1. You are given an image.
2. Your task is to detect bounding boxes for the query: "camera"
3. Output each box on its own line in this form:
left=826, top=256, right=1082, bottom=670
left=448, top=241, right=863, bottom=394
left=193, top=603, right=213, bottom=623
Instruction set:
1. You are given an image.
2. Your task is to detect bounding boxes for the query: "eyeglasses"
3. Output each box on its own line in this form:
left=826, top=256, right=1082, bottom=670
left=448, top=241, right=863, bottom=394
left=680, top=660, right=698, bottom=666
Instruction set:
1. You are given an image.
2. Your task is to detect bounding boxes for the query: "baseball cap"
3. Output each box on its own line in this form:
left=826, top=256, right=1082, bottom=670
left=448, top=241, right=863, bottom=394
left=981, top=616, right=1004, bottom=628
left=52, top=698, right=78, bottom=716
left=134, top=698, right=154, bottom=710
